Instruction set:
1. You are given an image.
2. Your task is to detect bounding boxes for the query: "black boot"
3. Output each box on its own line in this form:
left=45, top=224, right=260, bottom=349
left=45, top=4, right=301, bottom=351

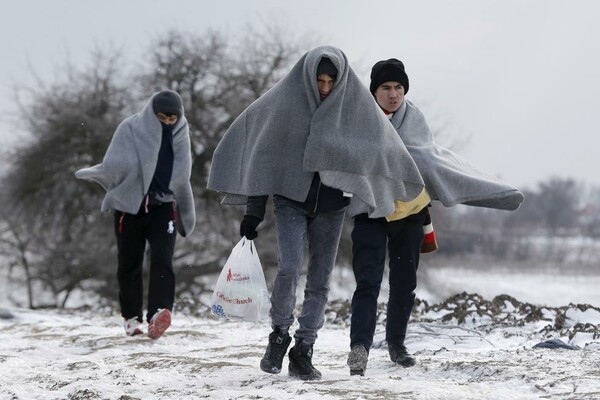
left=388, top=343, right=416, bottom=367
left=288, top=341, right=322, bottom=380
left=260, top=328, right=292, bottom=374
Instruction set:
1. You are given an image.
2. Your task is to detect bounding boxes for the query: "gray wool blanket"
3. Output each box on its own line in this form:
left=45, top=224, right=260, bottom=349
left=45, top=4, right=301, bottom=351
left=207, top=46, right=424, bottom=219
left=74, top=93, right=196, bottom=237
left=390, top=100, right=524, bottom=210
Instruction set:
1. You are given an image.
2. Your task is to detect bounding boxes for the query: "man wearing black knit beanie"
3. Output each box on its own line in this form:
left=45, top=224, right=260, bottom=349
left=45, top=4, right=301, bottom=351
left=346, top=58, right=433, bottom=376
left=346, top=57, right=523, bottom=377
left=369, top=58, right=410, bottom=97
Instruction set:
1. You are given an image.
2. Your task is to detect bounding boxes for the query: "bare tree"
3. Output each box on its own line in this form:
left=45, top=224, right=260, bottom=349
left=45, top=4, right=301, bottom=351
left=1, top=47, right=133, bottom=307
left=536, top=177, right=581, bottom=235
left=0, top=26, right=309, bottom=307
left=0, top=206, right=35, bottom=308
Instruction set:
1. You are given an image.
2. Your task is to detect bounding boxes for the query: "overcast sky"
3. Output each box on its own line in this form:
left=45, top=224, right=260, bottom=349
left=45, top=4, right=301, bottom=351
left=2, top=0, right=599, bottom=190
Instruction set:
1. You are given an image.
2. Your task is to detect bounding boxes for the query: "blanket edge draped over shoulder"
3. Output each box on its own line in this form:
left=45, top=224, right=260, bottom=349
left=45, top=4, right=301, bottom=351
left=392, top=100, right=524, bottom=211
left=74, top=92, right=196, bottom=237
left=207, top=45, right=424, bottom=219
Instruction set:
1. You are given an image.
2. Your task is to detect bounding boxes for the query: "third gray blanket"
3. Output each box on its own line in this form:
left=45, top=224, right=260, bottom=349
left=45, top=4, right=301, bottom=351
left=391, top=100, right=524, bottom=210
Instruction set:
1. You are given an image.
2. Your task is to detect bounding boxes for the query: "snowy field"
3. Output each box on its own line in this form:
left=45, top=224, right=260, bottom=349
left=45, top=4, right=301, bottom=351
left=1, top=289, right=600, bottom=400
left=1, top=261, right=600, bottom=399
left=419, top=265, right=600, bottom=307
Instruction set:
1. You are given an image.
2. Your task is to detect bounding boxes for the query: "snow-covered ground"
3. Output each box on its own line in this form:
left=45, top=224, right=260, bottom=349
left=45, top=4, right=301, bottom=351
left=2, top=260, right=599, bottom=399
left=1, top=290, right=599, bottom=400
left=419, top=265, right=600, bottom=307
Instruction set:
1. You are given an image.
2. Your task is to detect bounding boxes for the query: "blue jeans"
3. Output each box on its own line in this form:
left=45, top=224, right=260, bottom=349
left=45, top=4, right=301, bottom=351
left=350, top=212, right=425, bottom=349
left=270, top=197, right=345, bottom=345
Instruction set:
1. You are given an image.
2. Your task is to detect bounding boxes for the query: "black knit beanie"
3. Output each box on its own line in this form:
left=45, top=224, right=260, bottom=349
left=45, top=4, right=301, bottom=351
left=317, top=57, right=338, bottom=79
left=152, top=90, right=183, bottom=117
left=369, top=58, right=409, bottom=95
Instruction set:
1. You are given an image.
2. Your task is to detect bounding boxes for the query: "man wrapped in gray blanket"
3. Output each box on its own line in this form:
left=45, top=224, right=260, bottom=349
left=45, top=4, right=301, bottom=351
left=207, top=46, right=425, bottom=380
left=347, top=58, right=524, bottom=376
left=75, top=90, right=195, bottom=340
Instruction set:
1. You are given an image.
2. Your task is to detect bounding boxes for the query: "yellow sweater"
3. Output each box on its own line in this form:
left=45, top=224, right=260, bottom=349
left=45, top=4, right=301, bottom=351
left=385, top=188, right=431, bottom=222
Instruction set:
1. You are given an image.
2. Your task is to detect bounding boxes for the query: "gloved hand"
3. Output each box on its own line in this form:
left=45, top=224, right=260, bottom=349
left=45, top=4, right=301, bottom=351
left=240, top=215, right=261, bottom=240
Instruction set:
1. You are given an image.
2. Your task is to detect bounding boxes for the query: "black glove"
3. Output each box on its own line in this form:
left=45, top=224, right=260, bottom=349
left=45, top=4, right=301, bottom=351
left=240, top=215, right=261, bottom=240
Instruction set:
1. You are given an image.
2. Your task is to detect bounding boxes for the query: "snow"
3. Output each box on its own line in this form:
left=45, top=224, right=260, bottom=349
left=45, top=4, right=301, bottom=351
left=2, top=258, right=599, bottom=399
left=565, top=307, right=600, bottom=325
left=422, top=266, right=600, bottom=307
left=1, top=291, right=599, bottom=400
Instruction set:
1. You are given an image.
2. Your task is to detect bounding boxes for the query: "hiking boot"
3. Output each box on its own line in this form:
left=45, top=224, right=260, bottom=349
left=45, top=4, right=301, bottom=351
left=388, top=343, right=416, bottom=367
left=147, top=308, right=171, bottom=339
left=260, top=328, right=292, bottom=374
left=288, top=341, right=322, bottom=381
left=347, top=344, right=369, bottom=376
left=124, top=317, right=143, bottom=337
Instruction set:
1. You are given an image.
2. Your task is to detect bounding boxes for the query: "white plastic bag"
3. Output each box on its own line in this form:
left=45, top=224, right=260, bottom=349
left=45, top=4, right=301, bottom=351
left=210, top=237, right=270, bottom=321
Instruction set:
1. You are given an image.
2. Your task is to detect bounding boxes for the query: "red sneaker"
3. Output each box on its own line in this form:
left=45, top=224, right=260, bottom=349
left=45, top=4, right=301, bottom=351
left=147, top=309, right=171, bottom=339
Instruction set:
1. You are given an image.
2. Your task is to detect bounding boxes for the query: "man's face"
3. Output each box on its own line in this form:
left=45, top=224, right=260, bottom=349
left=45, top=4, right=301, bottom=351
left=156, top=112, right=178, bottom=125
left=374, top=81, right=405, bottom=113
left=317, top=74, right=335, bottom=100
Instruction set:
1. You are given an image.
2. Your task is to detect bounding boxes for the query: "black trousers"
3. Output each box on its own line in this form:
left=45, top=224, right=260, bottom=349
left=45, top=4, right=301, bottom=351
left=350, top=211, right=425, bottom=349
left=114, top=203, right=177, bottom=323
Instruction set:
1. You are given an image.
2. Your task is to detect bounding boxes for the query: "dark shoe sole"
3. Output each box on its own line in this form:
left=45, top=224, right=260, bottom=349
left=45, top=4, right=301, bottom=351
left=288, top=368, right=322, bottom=381
left=260, top=360, right=282, bottom=374
left=395, top=356, right=416, bottom=368
left=350, top=369, right=365, bottom=376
